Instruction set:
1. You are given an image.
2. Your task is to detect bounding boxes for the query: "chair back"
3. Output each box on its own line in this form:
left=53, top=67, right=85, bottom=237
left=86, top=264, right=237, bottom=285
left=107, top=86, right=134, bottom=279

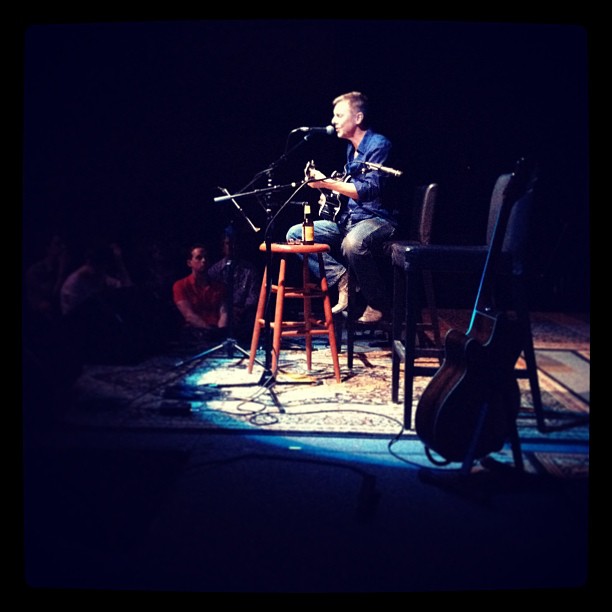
left=485, top=160, right=538, bottom=276
left=485, top=174, right=513, bottom=246
left=409, top=183, right=438, bottom=245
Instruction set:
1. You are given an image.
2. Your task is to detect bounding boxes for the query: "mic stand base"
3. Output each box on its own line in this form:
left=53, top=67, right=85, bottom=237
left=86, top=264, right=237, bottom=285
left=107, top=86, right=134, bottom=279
left=256, top=368, right=284, bottom=413
left=251, top=360, right=317, bottom=414
left=175, top=336, right=301, bottom=415
left=178, top=336, right=262, bottom=366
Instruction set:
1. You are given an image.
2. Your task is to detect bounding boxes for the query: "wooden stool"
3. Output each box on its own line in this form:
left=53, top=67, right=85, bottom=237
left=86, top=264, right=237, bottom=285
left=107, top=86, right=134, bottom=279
left=247, top=242, right=341, bottom=383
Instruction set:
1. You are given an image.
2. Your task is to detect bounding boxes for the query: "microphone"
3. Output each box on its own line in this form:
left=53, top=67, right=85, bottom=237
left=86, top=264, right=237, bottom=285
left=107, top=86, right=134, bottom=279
left=293, top=125, right=335, bottom=135
left=361, top=161, right=403, bottom=177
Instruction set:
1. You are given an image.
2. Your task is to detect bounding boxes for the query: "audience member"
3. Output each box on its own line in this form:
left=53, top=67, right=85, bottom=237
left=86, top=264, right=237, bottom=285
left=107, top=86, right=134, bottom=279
left=172, top=243, right=228, bottom=344
left=24, top=232, right=71, bottom=322
left=60, top=241, right=133, bottom=316
left=136, top=239, right=182, bottom=305
left=23, top=232, right=81, bottom=427
left=208, top=226, right=260, bottom=344
left=58, top=241, right=139, bottom=364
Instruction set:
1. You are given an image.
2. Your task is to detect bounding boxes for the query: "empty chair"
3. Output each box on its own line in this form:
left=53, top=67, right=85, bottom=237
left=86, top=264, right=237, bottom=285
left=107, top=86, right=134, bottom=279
left=389, top=158, right=544, bottom=431
left=345, top=183, right=441, bottom=367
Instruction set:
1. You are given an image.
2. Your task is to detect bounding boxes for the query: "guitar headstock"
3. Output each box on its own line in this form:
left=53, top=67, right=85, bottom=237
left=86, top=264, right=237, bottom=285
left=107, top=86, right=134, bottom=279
left=504, top=156, right=534, bottom=206
left=304, top=160, right=316, bottom=181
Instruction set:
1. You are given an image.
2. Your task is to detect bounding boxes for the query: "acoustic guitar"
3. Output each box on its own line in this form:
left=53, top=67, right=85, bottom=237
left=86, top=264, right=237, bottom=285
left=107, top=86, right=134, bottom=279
left=304, top=160, right=348, bottom=222
left=415, top=158, right=532, bottom=465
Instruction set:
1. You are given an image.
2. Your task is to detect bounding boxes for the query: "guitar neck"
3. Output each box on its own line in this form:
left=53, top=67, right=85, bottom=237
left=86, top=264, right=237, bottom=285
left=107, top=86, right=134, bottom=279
left=467, top=158, right=532, bottom=334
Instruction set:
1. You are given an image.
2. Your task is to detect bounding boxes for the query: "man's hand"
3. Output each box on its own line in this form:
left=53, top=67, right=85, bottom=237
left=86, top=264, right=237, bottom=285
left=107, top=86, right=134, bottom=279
left=304, top=160, right=327, bottom=188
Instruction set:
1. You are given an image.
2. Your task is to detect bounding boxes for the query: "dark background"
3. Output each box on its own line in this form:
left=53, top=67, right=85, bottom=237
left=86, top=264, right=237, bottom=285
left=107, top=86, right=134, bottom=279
left=19, top=17, right=590, bottom=310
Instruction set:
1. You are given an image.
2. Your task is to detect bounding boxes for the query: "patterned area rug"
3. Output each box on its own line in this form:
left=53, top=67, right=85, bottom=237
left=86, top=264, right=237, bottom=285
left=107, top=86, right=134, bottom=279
left=436, top=309, right=590, bottom=351
left=66, top=346, right=589, bottom=433
left=61, top=310, right=589, bottom=478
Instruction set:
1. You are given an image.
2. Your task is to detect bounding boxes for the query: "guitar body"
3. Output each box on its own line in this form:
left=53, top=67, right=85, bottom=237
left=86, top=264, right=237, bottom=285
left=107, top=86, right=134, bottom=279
left=317, top=192, right=343, bottom=222
left=415, top=313, right=522, bottom=463
left=414, top=158, right=534, bottom=466
left=305, top=160, right=347, bottom=221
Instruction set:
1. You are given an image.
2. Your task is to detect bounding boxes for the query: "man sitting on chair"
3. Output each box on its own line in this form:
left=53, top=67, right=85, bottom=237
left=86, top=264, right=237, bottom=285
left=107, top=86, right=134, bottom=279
left=286, top=91, right=398, bottom=323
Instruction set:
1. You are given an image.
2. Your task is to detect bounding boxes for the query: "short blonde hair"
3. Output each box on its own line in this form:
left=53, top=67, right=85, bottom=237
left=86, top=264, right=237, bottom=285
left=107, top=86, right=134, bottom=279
left=333, top=91, right=369, bottom=126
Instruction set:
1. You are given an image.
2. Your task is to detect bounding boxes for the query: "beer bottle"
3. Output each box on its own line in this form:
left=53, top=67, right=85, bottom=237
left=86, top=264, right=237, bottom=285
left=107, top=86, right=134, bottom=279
left=302, top=203, right=315, bottom=244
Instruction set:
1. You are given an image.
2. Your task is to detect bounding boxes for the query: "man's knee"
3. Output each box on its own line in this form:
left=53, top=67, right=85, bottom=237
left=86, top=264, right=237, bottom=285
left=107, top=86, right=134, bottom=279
left=342, top=233, right=367, bottom=258
left=286, top=224, right=301, bottom=241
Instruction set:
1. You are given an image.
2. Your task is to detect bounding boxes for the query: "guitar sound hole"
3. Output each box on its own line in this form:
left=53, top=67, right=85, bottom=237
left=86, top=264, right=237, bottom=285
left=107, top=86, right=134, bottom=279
left=319, top=203, right=338, bottom=222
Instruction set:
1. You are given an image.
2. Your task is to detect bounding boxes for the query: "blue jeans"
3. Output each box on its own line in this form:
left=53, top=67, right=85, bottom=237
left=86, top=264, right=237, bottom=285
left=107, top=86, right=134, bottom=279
left=286, top=217, right=397, bottom=311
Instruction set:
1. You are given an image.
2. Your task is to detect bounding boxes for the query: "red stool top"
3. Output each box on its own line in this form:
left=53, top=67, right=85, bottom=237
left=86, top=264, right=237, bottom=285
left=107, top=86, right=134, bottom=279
left=259, top=242, right=331, bottom=254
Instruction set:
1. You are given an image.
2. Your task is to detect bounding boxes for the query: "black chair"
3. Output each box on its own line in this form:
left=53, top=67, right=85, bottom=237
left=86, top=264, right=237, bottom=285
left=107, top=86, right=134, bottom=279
left=344, top=183, right=442, bottom=368
left=389, top=159, right=545, bottom=431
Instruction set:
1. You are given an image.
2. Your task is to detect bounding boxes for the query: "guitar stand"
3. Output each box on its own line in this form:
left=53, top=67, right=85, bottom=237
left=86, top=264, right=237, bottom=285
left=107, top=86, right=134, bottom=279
left=178, top=334, right=256, bottom=367
left=419, top=401, right=525, bottom=490
left=459, top=400, right=525, bottom=475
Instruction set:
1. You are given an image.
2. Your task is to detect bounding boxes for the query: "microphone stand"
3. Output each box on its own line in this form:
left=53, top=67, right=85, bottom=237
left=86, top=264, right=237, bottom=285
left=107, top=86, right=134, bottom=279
left=177, top=189, right=263, bottom=366
left=177, top=241, right=256, bottom=366
left=251, top=136, right=320, bottom=410
left=256, top=168, right=281, bottom=406
left=179, top=134, right=315, bottom=413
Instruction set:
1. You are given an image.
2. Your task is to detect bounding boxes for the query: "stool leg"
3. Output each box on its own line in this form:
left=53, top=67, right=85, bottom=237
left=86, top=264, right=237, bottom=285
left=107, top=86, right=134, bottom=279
left=422, top=269, right=441, bottom=347
left=403, top=264, right=419, bottom=429
left=303, top=254, right=313, bottom=371
left=248, top=265, right=268, bottom=373
left=318, top=253, right=341, bottom=383
left=346, top=269, right=356, bottom=369
left=391, top=263, right=404, bottom=403
left=271, top=256, right=287, bottom=375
